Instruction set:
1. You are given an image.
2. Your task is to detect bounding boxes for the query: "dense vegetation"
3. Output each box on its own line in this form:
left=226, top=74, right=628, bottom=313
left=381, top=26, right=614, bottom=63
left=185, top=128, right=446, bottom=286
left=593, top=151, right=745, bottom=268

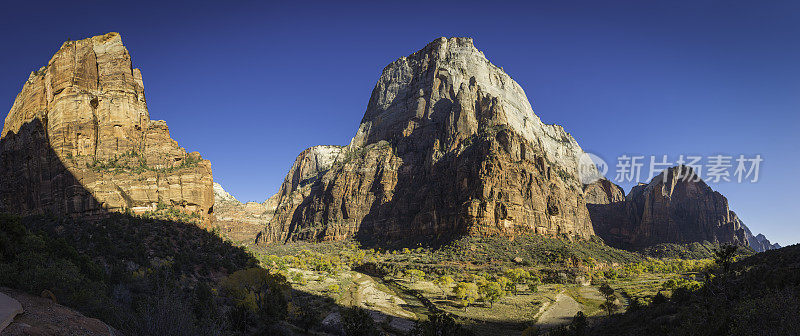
left=403, top=235, right=645, bottom=266
left=590, top=244, right=800, bottom=336
left=256, top=236, right=710, bottom=288
left=641, top=241, right=754, bottom=260
left=3, top=211, right=788, bottom=336
left=0, top=213, right=294, bottom=335
left=81, top=150, right=202, bottom=174
left=251, top=235, right=717, bottom=335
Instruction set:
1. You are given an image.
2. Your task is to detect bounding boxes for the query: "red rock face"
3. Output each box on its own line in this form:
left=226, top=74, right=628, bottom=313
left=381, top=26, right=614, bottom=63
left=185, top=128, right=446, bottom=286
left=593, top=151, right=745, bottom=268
left=0, top=33, right=214, bottom=225
left=263, top=38, right=598, bottom=245
left=586, top=166, right=749, bottom=249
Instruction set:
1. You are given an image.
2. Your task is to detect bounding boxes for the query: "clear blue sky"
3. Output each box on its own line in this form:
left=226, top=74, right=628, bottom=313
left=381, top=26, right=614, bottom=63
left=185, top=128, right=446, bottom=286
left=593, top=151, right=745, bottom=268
left=1, top=1, right=798, bottom=245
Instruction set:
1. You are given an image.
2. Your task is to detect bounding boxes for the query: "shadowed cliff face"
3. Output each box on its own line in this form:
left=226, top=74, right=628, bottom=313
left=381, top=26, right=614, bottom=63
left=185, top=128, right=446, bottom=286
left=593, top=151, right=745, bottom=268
left=0, top=110, right=256, bottom=333
left=585, top=166, right=749, bottom=250
left=264, top=37, right=599, bottom=246
left=0, top=33, right=213, bottom=225
left=0, top=118, right=102, bottom=218
left=0, top=119, right=395, bottom=335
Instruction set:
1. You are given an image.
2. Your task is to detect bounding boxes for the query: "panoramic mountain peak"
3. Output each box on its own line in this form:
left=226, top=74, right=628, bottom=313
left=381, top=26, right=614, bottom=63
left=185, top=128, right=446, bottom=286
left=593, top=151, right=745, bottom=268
left=213, top=182, right=239, bottom=204
left=0, top=33, right=214, bottom=224
left=254, top=38, right=599, bottom=246
left=350, top=36, right=589, bottom=176
left=3, top=32, right=140, bottom=139
left=404, top=37, right=482, bottom=63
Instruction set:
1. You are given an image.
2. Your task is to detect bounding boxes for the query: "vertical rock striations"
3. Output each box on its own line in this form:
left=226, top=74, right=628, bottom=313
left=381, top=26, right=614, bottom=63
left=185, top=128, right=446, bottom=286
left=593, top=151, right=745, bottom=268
left=0, top=33, right=214, bottom=225
left=264, top=37, right=599, bottom=245
left=586, top=166, right=750, bottom=250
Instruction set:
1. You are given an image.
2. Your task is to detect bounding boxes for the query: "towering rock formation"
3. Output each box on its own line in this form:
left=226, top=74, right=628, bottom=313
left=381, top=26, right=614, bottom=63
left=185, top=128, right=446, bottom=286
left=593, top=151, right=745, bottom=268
left=263, top=37, right=600, bottom=245
left=0, top=33, right=214, bottom=225
left=586, top=166, right=750, bottom=249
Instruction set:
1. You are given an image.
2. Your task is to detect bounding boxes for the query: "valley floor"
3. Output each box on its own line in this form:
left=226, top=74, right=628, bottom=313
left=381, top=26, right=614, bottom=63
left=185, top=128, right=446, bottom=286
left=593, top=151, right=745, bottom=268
left=286, top=267, right=674, bottom=335
left=248, top=240, right=686, bottom=335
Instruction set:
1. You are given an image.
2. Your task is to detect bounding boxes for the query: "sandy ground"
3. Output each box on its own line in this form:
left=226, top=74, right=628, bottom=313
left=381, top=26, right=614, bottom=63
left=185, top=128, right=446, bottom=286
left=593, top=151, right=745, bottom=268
left=536, top=286, right=605, bottom=328
left=294, top=269, right=419, bottom=334
left=536, top=292, right=583, bottom=328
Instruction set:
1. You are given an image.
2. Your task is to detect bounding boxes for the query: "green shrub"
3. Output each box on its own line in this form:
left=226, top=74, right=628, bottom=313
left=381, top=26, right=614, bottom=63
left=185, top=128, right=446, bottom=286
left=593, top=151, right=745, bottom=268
left=221, top=267, right=289, bottom=323
left=411, top=312, right=474, bottom=336
left=341, top=307, right=381, bottom=336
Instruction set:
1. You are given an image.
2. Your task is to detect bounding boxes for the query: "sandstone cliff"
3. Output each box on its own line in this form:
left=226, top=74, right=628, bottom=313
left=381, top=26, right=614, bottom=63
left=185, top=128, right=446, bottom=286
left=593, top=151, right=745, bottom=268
left=212, top=182, right=276, bottom=244
left=0, top=33, right=214, bottom=225
left=586, top=166, right=750, bottom=249
left=263, top=37, right=600, bottom=245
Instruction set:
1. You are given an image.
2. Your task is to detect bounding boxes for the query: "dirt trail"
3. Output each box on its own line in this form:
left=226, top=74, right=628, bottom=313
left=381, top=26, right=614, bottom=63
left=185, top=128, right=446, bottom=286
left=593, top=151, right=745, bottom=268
left=342, top=272, right=419, bottom=333
left=536, top=293, right=582, bottom=328
left=536, top=287, right=604, bottom=328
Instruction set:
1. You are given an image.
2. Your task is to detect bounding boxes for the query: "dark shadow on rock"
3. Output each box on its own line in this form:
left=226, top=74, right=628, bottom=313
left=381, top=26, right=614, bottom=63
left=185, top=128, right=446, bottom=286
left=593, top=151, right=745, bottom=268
left=353, top=113, right=482, bottom=249
left=586, top=201, right=635, bottom=250
left=0, top=119, right=314, bottom=332
left=0, top=118, right=105, bottom=218
left=0, top=118, right=444, bottom=335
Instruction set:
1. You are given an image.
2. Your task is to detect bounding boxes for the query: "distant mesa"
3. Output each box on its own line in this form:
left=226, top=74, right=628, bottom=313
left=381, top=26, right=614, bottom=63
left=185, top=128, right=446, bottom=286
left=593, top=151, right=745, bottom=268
left=212, top=182, right=277, bottom=244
